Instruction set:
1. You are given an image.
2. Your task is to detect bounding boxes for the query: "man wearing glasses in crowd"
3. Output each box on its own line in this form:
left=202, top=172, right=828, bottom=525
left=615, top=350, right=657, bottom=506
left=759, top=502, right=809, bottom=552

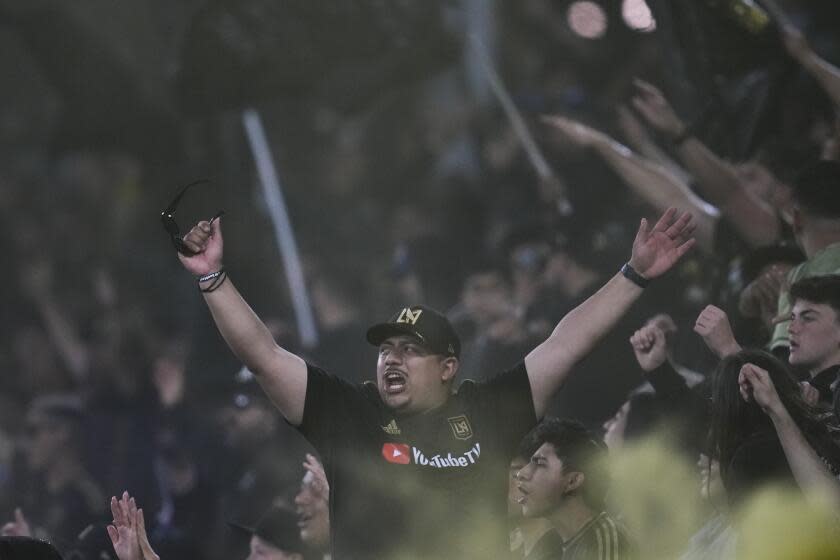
left=171, top=204, right=693, bottom=559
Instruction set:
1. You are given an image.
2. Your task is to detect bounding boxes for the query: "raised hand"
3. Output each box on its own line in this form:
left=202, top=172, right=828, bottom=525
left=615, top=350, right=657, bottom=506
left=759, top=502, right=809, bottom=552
left=136, top=508, right=160, bottom=560
left=799, top=382, right=820, bottom=407
left=1, top=508, right=31, bottom=537
left=107, top=492, right=159, bottom=560
left=628, top=208, right=695, bottom=279
left=738, top=363, right=785, bottom=417
left=304, top=453, right=329, bottom=499
left=629, top=322, right=668, bottom=372
left=694, top=305, right=741, bottom=359
left=177, top=218, right=224, bottom=277
left=631, top=79, right=686, bottom=139
left=108, top=492, right=141, bottom=560
left=738, top=265, right=788, bottom=323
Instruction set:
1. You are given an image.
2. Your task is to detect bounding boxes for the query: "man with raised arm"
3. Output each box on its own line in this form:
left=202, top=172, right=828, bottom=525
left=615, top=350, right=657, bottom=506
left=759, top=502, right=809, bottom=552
left=177, top=208, right=694, bottom=559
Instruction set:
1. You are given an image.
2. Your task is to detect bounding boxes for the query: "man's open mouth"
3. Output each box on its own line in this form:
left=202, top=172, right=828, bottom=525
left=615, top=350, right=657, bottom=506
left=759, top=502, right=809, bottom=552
left=384, top=370, right=407, bottom=394
left=516, top=484, right=529, bottom=504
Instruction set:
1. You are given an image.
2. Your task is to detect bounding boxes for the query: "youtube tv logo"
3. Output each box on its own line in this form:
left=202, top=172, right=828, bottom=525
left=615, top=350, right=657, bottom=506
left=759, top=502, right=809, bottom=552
left=382, top=443, right=411, bottom=465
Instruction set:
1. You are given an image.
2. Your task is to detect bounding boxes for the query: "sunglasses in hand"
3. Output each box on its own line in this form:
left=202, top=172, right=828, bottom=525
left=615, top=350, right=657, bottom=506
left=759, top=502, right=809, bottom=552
left=160, top=179, right=224, bottom=256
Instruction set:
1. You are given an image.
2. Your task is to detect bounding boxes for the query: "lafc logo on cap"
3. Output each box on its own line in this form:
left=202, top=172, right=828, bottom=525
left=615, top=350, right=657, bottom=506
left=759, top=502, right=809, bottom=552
left=396, top=308, right=423, bottom=325
left=448, top=415, right=473, bottom=441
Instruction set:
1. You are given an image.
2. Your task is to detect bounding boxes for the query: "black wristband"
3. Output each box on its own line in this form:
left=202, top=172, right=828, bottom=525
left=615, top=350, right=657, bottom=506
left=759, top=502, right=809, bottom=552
left=200, top=271, right=227, bottom=293
left=621, top=262, right=650, bottom=289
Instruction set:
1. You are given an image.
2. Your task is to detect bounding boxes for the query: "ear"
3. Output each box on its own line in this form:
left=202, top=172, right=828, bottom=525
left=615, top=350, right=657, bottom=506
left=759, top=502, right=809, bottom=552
left=565, top=471, right=585, bottom=493
left=440, top=357, right=459, bottom=382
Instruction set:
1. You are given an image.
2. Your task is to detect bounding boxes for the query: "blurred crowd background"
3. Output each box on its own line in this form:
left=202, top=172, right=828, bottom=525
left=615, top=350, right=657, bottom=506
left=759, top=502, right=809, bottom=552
left=1, top=0, right=839, bottom=558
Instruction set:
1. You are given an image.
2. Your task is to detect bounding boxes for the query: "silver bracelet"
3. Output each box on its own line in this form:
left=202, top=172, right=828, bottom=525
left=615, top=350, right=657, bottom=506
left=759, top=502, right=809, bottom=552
left=198, top=268, right=224, bottom=283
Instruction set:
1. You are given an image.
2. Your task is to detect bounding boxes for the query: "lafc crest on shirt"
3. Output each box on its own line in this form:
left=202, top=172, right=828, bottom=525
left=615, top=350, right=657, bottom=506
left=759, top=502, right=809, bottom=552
left=448, top=415, right=473, bottom=440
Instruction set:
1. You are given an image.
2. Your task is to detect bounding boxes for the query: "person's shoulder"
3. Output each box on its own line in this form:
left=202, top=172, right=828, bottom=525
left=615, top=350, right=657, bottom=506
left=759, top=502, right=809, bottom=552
left=525, top=529, right=563, bottom=560
left=578, top=512, right=634, bottom=559
left=454, top=361, right=528, bottom=396
left=798, top=242, right=840, bottom=275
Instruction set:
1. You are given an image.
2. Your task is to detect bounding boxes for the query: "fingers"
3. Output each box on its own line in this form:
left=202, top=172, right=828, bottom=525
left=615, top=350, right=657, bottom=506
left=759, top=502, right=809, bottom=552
left=674, top=238, right=696, bottom=259
left=800, top=382, right=819, bottom=406
left=111, top=496, right=125, bottom=527
left=737, top=364, right=762, bottom=401
left=129, top=497, right=138, bottom=529
left=632, top=78, right=661, bottom=97
left=181, top=219, right=217, bottom=254
left=540, top=114, right=572, bottom=129
left=634, top=217, right=650, bottom=245
left=14, top=508, right=26, bottom=525
left=107, top=524, right=119, bottom=545
left=629, top=325, right=659, bottom=352
left=663, top=210, right=693, bottom=239
left=650, top=207, right=678, bottom=234
left=738, top=363, right=773, bottom=402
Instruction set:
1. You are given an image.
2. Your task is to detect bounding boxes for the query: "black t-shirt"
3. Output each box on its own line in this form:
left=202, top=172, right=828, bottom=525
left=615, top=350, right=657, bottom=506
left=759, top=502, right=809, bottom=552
left=298, top=362, right=537, bottom=559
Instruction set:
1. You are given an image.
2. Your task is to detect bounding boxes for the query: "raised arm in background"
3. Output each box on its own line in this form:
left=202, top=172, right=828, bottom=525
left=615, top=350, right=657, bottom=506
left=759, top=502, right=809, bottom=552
left=108, top=492, right=160, bottom=560
left=525, top=208, right=695, bottom=417
left=763, top=0, right=840, bottom=108
left=738, top=363, right=840, bottom=514
left=179, top=219, right=308, bottom=425
left=544, top=114, right=718, bottom=252
left=616, top=104, right=694, bottom=186
left=694, top=305, right=743, bottom=359
left=631, top=79, right=783, bottom=248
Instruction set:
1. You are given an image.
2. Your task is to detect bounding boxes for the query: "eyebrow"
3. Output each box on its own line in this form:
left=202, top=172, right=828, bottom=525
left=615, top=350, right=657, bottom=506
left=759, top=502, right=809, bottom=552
left=795, top=308, right=820, bottom=317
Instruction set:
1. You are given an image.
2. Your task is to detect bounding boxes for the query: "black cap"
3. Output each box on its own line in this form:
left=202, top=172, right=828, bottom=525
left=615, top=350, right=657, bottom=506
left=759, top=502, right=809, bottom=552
left=229, top=506, right=303, bottom=554
left=366, top=305, right=460, bottom=357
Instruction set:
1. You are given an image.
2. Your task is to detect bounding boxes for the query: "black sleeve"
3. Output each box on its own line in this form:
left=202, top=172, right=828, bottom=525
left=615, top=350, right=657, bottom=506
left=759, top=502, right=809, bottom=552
left=298, top=362, right=372, bottom=453
left=644, top=362, right=691, bottom=399
left=644, top=362, right=710, bottom=456
left=470, top=362, right=538, bottom=457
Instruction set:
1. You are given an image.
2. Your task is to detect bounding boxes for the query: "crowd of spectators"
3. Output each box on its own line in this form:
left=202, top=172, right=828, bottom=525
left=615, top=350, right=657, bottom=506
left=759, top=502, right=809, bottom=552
left=2, top=0, right=840, bottom=558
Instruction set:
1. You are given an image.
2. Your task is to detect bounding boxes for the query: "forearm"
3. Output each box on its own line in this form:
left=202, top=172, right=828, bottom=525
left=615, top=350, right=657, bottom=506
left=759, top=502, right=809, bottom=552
left=620, top=131, right=694, bottom=186
left=204, top=277, right=289, bottom=371
left=771, top=408, right=840, bottom=511
left=202, top=276, right=307, bottom=423
left=674, top=140, right=779, bottom=246
left=673, top=139, right=741, bottom=208
left=593, top=142, right=718, bottom=251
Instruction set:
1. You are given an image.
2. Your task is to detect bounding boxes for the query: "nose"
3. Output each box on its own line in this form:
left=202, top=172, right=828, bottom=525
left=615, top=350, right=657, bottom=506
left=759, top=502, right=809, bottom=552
left=516, top=464, right=532, bottom=481
left=383, top=348, right=403, bottom=365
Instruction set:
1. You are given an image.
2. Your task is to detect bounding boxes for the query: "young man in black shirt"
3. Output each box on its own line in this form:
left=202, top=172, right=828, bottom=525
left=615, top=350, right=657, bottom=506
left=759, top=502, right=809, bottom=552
left=516, top=419, right=634, bottom=560
left=176, top=208, right=694, bottom=559
left=788, top=275, right=840, bottom=418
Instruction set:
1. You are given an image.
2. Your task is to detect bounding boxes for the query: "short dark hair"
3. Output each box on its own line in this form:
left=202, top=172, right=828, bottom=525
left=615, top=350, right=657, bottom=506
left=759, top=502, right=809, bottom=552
left=790, top=275, right=840, bottom=317
left=518, top=418, right=609, bottom=509
left=792, top=160, right=840, bottom=218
